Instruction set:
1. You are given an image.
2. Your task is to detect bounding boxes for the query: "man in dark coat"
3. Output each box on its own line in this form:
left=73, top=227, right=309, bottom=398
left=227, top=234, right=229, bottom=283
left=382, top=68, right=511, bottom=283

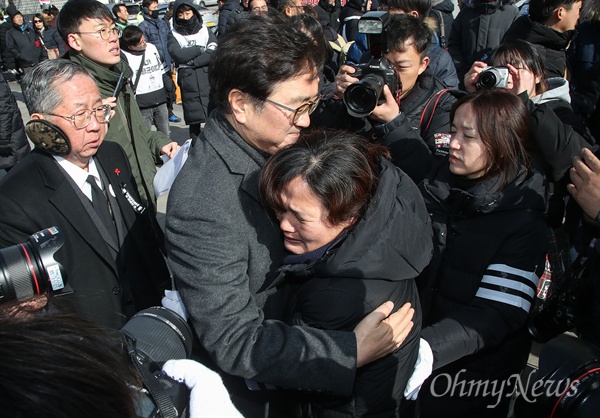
left=165, top=14, right=415, bottom=417
left=316, top=0, right=342, bottom=31
left=502, top=0, right=582, bottom=79
left=0, top=59, right=170, bottom=329
left=0, top=11, right=18, bottom=78
left=5, top=7, right=45, bottom=75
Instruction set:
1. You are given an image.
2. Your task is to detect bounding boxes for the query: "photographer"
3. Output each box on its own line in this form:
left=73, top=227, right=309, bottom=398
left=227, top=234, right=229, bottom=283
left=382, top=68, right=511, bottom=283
left=334, top=13, right=457, bottom=183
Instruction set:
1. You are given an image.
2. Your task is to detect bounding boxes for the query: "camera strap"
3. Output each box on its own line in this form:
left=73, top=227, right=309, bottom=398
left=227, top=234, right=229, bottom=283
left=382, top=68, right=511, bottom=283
left=123, top=332, right=179, bottom=418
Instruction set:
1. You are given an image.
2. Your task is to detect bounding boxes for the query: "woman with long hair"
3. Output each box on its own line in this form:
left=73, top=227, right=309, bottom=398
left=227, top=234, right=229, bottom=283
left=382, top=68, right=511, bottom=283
left=32, top=12, right=65, bottom=59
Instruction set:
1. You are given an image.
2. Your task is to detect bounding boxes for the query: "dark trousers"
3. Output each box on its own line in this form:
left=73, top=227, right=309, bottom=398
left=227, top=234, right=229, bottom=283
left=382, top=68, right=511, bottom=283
left=162, top=70, right=176, bottom=114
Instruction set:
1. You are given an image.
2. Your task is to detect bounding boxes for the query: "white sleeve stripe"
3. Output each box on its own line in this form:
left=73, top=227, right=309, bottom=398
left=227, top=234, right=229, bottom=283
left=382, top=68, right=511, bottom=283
left=481, top=275, right=537, bottom=299
left=487, top=263, right=537, bottom=280
left=475, top=287, right=532, bottom=312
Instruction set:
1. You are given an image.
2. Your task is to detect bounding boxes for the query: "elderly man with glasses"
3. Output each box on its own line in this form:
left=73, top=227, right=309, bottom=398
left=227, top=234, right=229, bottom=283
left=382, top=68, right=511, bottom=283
left=0, top=59, right=171, bottom=329
left=57, top=0, right=179, bottom=214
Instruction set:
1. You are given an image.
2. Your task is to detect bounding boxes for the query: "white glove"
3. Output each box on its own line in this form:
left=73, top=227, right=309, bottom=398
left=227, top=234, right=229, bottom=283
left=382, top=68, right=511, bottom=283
left=162, top=359, right=243, bottom=417
left=404, top=338, right=434, bottom=400
left=161, top=290, right=188, bottom=321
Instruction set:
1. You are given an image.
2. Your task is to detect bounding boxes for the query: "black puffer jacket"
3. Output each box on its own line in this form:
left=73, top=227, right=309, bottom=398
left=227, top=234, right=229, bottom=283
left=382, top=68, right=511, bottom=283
left=316, top=0, right=342, bottom=32
left=168, top=0, right=217, bottom=125
left=417, top=161, right=548, bottom=417
left=0, top=73, right=28, bottom=171
left=502, top=16, right=576, bottom=79
left=0, top=21, right=17, bottom=71
left=447, top=2, right=519, bottom=85
left=273, top=158, right=432, bottom=417
left=338, top=0, right=364, bottom=42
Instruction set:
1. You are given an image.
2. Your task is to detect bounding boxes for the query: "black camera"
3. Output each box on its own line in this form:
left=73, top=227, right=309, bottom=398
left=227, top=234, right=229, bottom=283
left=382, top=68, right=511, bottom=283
left=343, top=11, right=399, bottom=118
left=122, top=306, right=194, bottom=418
left=0, top=227, right=66, bottom=305
left=514, top=334, right=600, bottom=418
left=475, top=66, right=509, bottom=90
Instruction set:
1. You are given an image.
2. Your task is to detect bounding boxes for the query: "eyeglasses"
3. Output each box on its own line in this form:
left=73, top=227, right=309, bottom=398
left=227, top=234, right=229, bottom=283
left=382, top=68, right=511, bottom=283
left=47, top=104, right=112, bottom=129
left=74, top=26, right=122, bottom=41
left=264, top=97, right=321, bottom=124
left=33, top=19, right=43, bottom=23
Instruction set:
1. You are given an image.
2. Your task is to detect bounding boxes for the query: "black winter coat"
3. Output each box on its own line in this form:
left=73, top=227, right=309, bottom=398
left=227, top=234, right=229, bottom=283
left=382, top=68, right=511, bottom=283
left=0, top=21, right=17, bottom=70
left=447, top=4, right=519, bottom=85
left=417, top=162, right=548, bottom=417
left=168, top=0, right=217, bottom=125
left=502, top=16, right=576, bottom=79
left=6, top=24, right=44, bottom=68
left=0, top=74, right=28, bottom=171
left=429, top=0, right=455, bottom=49
left=273, top=158, right=432, bottom=417
left=373, top=74, right=458, bottom=182
left=316, top=0, right=342, bottom=32
left=338, top=0, right=363, bottom=42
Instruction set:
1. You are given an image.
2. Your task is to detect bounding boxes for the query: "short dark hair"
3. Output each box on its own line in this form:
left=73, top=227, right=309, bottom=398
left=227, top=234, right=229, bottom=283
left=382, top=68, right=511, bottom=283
left=490, top=40, right=548, bottom=95
left=209, top=14, right=325, bottom=114
left=142, top=0, right=158, bottom=8
left=58, top=0, right=115, bottom=43
left=450, top=90, right=531, bottom=191
left=529, top=0, right=580, bottom=23
left=386, top=0, right=432, bottom=17
left=112, top=3, right=126, bottom=16
left=260, top=129, right=390, bottom=226
left=120, top=25, right=143, bottom=50
left=0, top=313, right=141, bottom=418
left=386, top=13, right=431, bottom=57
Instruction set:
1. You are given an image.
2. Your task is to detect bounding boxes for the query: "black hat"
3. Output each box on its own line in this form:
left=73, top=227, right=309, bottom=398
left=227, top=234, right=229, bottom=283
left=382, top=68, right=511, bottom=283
left=6, top=5, right=22, bottom=20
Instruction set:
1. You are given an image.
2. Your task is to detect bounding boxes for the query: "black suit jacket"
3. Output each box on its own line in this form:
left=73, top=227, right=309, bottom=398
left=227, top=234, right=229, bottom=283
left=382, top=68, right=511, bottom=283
left=0, top=142, right=169, bottom=328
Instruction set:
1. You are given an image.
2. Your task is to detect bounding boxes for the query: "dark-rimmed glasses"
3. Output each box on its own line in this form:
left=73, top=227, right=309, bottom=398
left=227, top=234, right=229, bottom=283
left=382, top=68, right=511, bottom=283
left=264, top=97, right=321, bottom=124
left=74, top=26, right=122, bottom=40
left=47, top=104, right=112, bottom=129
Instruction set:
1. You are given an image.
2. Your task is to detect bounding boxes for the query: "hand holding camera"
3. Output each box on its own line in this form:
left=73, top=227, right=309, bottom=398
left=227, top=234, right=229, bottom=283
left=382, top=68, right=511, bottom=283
left=335, top=64, right=360, bottom=98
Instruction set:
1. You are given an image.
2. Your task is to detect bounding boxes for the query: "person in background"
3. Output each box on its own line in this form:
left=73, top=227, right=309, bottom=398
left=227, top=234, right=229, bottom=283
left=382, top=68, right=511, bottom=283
left=138, top=0, right=181, bottom=124
left=0, top=11, right=19, bottom=82
left=43, top=5, right=60, bottom=28
left=121, top=26, right=170, bottom=136
left=447, top=0, right=519, bottom=88
left=0, top=70, right=28, bottom=180
left=32, top=12, right=65, bottom=59
left=316, top=0, right=342, bottom=31
left=113, top=3, right=130, bottom=30
left=168, top=0, right=217, bottom=139
left=502, top=0, right=582, bottom=79
left=165, top=14, right=415, bottom=416
left=260, top=130, right=430, bottom=417
left=218, top=0, right=244, bottom=37
left=249, top=0, right=269, bottom=15
left=277, top=0, right=305, bottom=17
left=6, top=7, right=45, bottom=76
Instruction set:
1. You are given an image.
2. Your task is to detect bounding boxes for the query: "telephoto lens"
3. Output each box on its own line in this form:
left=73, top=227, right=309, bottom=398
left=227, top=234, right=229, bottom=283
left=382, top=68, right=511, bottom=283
left=0, top=227, right=65, bottom=305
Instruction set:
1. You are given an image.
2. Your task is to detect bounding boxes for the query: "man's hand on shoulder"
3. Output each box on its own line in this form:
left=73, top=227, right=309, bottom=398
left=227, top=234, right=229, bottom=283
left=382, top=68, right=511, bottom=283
left=354, top=302, right=414, bottom=368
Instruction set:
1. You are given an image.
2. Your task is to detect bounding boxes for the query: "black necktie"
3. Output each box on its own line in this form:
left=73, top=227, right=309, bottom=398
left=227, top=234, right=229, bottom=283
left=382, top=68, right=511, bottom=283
left=87, top=175, right=117, bottom=241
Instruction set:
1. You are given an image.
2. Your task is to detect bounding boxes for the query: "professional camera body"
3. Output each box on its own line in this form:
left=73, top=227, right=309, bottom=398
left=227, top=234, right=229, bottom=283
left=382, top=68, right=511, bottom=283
left=343, top=11, right=399, bottom=118
left=476, top=66, right=509, bottom=89
left=0, top=227, right=66, bottom=305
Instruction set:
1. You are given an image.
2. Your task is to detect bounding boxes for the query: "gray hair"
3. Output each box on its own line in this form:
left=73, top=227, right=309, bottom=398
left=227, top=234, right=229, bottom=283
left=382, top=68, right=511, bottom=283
left=22, top=60, right=96, bottom=115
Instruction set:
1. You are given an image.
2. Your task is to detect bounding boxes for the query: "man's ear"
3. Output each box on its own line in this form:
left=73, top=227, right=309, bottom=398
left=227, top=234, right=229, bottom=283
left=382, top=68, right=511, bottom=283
left=67, top=33, right=82, bottom=51
left=228, top=89, right=251, bottom=125
left=407, top=10, right=420, bottom=18
left=419, top=56, right=430, bottom=75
